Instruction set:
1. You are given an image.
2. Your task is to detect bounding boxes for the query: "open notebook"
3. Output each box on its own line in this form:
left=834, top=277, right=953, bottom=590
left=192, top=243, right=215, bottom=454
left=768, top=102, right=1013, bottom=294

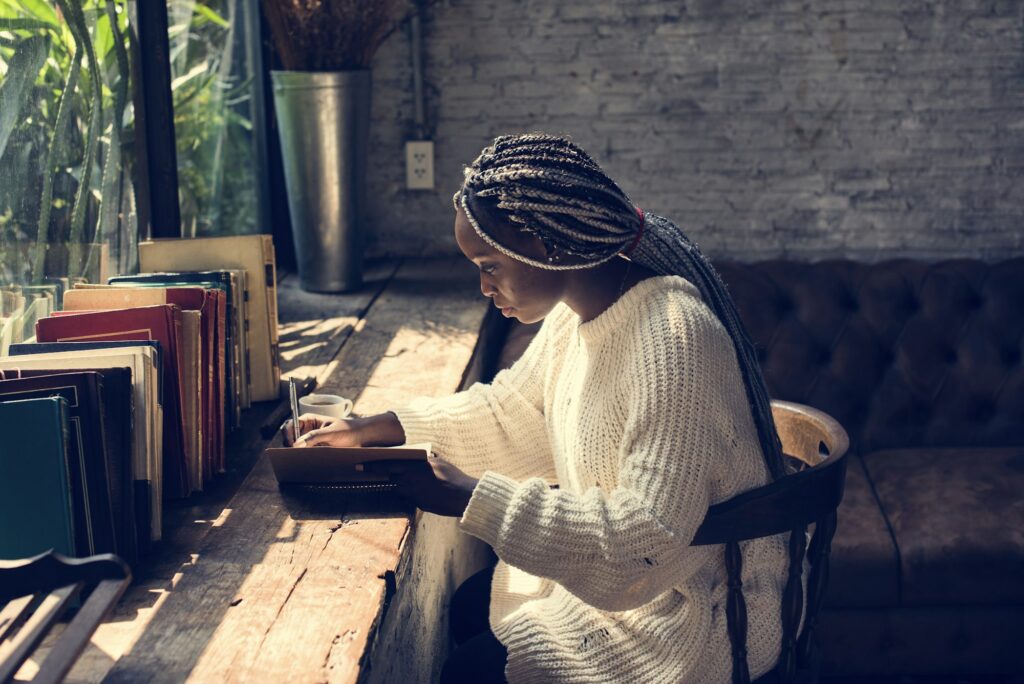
left=266, top=443, right=431, bottom=487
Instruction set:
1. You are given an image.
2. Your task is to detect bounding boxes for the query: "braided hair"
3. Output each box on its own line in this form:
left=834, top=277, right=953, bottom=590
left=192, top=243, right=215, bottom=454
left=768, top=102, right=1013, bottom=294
left=455, top=133, right=787, bottom=481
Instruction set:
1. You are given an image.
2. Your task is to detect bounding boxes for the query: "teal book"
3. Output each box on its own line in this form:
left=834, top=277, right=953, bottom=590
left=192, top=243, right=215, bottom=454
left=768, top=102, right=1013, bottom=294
left=0, top=397, right=75, bottom=560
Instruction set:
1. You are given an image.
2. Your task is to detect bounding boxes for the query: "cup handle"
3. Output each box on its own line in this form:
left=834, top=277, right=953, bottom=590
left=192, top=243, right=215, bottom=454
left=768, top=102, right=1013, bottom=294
left=341, top=398, right=354, bottom=417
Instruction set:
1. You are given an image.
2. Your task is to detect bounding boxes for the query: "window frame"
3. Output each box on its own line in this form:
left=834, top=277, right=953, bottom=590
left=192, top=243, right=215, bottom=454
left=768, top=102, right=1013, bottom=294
left=128, top=0, right=269, bottom=243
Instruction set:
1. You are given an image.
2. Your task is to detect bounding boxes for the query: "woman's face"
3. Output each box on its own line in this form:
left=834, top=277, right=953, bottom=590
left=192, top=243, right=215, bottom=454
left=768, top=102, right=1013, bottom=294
left=454, top=204, right=564, bottom=325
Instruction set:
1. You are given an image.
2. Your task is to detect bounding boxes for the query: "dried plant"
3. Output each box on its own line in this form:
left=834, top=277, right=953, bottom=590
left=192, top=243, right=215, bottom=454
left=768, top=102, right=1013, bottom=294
left=262, top=0, right=416, bottom=71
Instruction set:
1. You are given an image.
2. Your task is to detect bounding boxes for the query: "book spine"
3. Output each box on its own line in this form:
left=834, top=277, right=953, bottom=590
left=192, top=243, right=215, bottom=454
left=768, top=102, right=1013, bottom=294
left=263, top=235, right=281, bottom=392
left=239, top=271, right=251, bottom=409
left=56, top=398, right=78, bottom=557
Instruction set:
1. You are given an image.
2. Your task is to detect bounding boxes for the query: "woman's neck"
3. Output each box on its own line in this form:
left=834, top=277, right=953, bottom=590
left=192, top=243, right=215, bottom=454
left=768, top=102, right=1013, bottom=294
left=562, top=257, right=659, bottom=323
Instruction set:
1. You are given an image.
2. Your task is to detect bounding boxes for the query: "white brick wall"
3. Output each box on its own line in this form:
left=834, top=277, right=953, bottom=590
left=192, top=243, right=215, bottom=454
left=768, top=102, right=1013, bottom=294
left=363, top=0, right=1024, bottom=261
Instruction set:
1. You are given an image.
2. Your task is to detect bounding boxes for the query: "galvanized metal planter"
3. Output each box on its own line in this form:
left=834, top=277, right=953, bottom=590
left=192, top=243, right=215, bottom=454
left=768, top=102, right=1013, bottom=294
left=271, top=70, right=371, bottom=292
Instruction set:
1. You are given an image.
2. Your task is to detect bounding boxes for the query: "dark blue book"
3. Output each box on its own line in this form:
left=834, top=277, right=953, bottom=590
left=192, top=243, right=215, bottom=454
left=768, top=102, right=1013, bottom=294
left=0, top=397, right=75, bottom=559
left=0, top=373, right=115, bottom=558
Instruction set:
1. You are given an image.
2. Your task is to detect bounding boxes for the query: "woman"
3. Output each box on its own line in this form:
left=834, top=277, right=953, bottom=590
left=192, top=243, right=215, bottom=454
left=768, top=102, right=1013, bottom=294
left=287, top=133, right=793, bottom=683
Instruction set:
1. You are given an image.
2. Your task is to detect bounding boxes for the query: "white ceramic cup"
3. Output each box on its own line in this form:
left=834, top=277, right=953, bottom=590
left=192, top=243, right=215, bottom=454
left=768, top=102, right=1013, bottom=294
left=299, top=393, right=354, bottom=419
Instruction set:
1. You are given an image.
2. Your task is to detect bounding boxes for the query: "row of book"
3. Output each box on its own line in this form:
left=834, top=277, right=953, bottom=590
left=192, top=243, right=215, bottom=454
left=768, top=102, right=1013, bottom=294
left=0, top=235, right=281, bottom=566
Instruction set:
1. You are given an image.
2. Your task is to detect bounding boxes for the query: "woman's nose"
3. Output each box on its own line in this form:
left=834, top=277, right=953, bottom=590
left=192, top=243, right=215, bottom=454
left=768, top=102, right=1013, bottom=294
left=479, top=274, right=496, bottom=298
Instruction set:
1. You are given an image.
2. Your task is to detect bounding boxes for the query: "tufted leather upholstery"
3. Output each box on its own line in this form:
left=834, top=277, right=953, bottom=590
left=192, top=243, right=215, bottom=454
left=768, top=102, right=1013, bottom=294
left=714, top=259, right=1024, bottom=454
left=864, top=446, right=1024, bottom=607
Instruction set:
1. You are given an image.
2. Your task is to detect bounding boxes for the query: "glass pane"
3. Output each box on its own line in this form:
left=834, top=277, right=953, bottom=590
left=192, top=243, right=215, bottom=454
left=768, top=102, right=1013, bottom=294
left=0, top=0, right=137, bottom=349
left=167, top=0, right=260, bottom=237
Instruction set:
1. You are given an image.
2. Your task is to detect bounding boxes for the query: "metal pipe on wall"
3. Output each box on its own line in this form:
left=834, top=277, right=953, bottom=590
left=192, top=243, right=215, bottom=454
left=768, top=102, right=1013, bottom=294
left=409, top=0, right=426, bottom=140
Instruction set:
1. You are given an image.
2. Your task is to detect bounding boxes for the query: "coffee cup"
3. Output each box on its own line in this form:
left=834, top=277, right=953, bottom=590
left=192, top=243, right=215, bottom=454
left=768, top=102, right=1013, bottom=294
left=299, top=393, right=354, bottom=419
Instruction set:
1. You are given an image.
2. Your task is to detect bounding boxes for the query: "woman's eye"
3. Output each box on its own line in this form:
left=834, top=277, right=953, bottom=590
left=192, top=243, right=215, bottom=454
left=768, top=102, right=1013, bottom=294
left=481, top=265, right=496, bottom=275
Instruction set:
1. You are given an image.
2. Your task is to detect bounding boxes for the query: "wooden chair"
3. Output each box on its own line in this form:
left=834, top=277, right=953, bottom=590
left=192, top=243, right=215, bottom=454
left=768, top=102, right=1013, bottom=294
left=691, top=400, right=850, bottom=684
left=0, top=551, right=131, bottom=684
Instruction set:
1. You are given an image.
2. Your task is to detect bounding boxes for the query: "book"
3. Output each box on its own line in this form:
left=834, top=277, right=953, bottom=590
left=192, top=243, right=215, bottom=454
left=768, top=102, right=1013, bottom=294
left=0, top=366, right=138, bottom=562
left=63, top=288, right=207, bottom=491
left=10, top=340, right=164, bottom=409
left=79, top=283, right=224, bottom=477
left=139, top=235, right=280, bottom=402
left=36, top=305, right=190, bottom=499
left=0, top=372, right=116, bottom=557
left=110, top=271, right=244, bottom=434
left=0, top=347, right=162, bottom=543
left=0, top=396, right=76, bottom=559
left=266, top=443, right=431, bottom=485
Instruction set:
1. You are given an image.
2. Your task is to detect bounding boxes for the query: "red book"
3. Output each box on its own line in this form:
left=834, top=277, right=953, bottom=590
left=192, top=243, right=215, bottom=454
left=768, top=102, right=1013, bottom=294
left=37, top=305, right=190, bottom=499
left=161, top=288, right=217, bottom=483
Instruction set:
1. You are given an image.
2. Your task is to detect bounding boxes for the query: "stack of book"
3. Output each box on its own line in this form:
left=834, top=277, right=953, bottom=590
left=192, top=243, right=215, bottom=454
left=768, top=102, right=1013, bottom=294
left=0, top=235, right=281, bottom=565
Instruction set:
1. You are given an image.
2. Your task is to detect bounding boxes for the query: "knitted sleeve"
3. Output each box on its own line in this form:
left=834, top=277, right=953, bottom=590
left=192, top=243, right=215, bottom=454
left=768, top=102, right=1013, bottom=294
left=389, top=306, right=569, bottom=482
left=459, top=293, right=735, bottom=612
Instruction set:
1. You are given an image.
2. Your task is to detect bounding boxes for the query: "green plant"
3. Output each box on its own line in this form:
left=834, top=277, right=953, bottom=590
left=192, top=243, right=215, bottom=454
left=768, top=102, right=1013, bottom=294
left=0, top=0, right=133, bottom=284
left=0, top=0, right=255, bottom=285
left=168, top=0, right=259, bottom=238
left=261, top=0, right=415, bottom=71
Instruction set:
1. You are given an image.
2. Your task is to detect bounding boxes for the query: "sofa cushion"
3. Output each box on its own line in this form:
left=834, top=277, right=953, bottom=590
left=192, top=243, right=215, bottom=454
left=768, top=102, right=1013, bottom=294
left=864, top=447, right=1024, bottom=606
left=824, top=455, right=900, bottom=609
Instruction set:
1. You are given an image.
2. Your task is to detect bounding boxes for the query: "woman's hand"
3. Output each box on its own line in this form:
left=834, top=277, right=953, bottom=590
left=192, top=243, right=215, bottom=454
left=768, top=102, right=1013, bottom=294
left=284, top=413, right=361, bottom=447
left=283, top=410, right=408, bottom=448
left=393, top=455, right=479, bottom=518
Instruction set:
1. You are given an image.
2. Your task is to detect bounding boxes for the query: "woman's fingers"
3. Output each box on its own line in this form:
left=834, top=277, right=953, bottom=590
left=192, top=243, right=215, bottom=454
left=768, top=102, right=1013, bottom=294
left=292, top=418, right=361, bottom=448
left=283, top=413, right=342, bottom=445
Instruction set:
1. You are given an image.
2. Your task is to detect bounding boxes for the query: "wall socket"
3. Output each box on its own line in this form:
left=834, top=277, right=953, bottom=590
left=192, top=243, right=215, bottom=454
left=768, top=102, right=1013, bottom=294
left=405, top=140, right=434, bottom=190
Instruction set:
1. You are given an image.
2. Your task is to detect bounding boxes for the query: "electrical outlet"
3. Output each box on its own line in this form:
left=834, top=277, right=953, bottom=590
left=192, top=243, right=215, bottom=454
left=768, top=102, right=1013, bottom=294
left=405, top=140, right=434, bottom=190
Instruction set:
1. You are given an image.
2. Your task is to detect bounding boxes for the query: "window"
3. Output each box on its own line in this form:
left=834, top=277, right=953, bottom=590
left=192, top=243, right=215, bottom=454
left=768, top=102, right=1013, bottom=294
left=167, top=0, right=262, bottom=237
left=0, top=0, right=136, bottom=347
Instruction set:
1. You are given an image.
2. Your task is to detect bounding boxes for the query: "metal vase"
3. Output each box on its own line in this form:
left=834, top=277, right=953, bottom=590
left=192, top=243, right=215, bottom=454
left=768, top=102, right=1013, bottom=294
left=271, top=70, right=371, bottom=292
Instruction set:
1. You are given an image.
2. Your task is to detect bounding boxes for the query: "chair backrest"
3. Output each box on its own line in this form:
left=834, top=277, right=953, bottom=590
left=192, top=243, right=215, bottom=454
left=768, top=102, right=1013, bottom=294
left=691, top=400, right=850, bottom=684
left=0, top=550, right=131, bottom=684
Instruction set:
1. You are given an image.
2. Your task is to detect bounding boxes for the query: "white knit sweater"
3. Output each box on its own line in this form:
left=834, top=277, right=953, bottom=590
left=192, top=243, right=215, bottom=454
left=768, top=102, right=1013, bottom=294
left=392, top=275, right=792, bottom=683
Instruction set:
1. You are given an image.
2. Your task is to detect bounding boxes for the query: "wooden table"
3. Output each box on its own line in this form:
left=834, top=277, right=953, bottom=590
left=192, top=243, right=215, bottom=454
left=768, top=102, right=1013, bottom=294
left=25, top=257, right=494, bottom=683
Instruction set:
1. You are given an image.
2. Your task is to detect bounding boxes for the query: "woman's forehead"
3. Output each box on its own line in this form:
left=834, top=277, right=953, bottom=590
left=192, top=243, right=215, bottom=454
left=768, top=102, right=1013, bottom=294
left=454, top=206, right=499, bottom=259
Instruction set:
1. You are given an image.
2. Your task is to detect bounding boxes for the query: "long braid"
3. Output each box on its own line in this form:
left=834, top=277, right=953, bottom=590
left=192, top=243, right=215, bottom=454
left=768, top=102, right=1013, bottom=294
left=457, top=133, right=786, bottom=482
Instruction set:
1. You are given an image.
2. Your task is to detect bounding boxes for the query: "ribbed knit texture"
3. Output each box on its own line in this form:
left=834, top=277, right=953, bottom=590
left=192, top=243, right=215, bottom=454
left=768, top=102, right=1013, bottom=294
left=392, top=275, right=793, bottom=683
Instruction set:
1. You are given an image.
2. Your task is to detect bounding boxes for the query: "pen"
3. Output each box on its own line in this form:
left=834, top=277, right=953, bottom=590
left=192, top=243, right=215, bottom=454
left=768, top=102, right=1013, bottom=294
left=289, top=377, right=301, bottom=442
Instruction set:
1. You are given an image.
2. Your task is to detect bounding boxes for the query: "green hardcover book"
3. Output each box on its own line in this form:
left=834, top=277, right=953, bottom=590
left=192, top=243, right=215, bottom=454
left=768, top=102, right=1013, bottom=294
left=0, top=396, right=75, bottom=560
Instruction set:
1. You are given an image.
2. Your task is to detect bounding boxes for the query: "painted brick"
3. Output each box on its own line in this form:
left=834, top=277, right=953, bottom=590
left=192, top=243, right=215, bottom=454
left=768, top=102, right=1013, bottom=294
left=358, top=0, right=1024, bottom=262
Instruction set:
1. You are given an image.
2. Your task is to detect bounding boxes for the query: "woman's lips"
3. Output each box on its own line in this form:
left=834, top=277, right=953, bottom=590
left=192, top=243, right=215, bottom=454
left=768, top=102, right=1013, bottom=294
left=501, top=306, right=515, bottom=317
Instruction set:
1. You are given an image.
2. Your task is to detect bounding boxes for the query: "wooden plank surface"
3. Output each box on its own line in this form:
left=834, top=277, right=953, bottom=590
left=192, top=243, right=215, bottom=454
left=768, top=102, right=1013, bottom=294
left=28, top=257, right=487, bottom=683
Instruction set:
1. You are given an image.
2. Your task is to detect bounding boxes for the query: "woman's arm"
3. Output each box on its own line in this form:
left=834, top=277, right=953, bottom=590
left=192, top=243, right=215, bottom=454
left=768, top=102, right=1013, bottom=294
left=458, top=295, right=749, bottom=612
left=388, top=306, right=571, bottom=481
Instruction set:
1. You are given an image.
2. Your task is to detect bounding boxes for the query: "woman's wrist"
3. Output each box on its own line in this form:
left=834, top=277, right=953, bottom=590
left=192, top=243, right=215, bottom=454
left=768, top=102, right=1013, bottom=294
left=357, top=411, right=407, bottom=447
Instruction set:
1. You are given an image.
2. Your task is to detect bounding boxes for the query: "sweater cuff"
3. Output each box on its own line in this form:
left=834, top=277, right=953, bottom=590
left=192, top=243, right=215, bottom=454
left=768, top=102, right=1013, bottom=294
left=389, top=398, right=441, bottom=446
left=459, top=470, right=519, bottom=545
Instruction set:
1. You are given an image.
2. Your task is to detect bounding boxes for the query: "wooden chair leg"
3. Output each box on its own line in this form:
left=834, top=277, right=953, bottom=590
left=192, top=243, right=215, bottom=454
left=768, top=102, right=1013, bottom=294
left=725, top=540, right=751, bottom=684
left=798, top=512, right=838, bottom=679
left=777, top=524, right=807, bottom=683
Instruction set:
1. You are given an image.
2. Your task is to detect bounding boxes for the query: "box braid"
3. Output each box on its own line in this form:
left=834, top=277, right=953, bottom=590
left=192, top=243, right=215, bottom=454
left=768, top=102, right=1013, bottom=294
left=456, top=133, right=786, bottom=481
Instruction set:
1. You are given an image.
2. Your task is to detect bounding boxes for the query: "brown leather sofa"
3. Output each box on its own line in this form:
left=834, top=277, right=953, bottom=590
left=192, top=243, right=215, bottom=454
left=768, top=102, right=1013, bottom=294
left=493, top=258, right=1024, bottom=677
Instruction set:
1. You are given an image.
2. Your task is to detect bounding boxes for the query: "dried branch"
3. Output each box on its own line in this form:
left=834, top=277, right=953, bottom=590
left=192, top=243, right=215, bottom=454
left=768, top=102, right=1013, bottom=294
left=261, top=0, right=417, bottom=71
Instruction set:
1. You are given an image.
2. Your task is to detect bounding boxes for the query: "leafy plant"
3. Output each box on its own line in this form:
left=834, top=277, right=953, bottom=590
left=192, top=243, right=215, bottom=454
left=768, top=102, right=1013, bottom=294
left=0, top=0, right=134, bottom=285
left=0, top=0, right=256, bottom=284
left=168, top=0, right=259, bottom=238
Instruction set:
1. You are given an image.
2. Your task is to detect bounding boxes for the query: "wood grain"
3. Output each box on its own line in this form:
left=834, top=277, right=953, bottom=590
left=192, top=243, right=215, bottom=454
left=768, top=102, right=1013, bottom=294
left=30, top=257, right=488, bottom=683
